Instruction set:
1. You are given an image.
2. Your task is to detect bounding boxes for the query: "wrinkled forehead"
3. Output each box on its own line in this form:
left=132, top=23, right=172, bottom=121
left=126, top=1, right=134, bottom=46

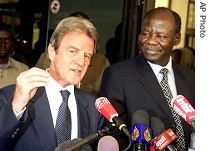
left=141, top=10, right=176, bottom=32
left=143, top=9, right=175, bottom=25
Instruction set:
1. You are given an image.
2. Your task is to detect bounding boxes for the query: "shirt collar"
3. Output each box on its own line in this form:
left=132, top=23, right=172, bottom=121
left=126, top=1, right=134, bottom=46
left=3, top=57, right=15, bottom=69
left=45, top=68, right=74, bottom=95
left=147, top=56, right=173, bottom=76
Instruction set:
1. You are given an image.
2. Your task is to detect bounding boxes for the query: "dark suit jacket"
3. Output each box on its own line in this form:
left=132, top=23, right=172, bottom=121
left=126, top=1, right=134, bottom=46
left=0, top=85, right=104, bottom=151
left=99, top=54, right=195, bottom=150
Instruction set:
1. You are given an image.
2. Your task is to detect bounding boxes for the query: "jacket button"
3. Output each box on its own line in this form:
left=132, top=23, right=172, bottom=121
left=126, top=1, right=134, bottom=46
left=11, top=134, right=15, bottom=138
left=16, top=128, right=20, bottom=131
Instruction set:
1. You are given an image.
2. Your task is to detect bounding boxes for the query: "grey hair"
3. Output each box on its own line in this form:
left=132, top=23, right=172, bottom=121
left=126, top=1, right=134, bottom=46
left=49, top=16, right=100, bottom=53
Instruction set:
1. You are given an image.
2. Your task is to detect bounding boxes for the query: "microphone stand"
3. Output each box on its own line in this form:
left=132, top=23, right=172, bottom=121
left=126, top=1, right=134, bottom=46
left=64, top=124, right=118, bottom=151
left=65, top=130, right=103, bottom=151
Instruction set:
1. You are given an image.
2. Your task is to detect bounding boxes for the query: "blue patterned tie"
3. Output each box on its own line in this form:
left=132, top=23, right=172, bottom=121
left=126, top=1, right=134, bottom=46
left=55, top=90, right=72, bottom=145
left=160, top=68, right=186, bottom=151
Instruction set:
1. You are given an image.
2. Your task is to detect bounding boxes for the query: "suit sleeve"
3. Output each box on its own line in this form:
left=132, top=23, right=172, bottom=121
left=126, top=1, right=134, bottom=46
left=99, top=67, right=126, bottom=119
left=0, top=88, right=27, bottom=151
left=99, top=67, right=129, bottom=151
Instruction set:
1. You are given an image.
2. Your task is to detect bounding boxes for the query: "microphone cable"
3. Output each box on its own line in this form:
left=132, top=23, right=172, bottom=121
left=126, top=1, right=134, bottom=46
left=123, top=134, right=132, bottom=151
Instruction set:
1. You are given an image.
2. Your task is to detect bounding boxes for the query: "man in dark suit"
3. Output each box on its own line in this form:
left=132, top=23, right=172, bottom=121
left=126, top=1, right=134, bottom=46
left=0, top=17, right=104, bottom=151
left=99, top=7, right=195, bottom=151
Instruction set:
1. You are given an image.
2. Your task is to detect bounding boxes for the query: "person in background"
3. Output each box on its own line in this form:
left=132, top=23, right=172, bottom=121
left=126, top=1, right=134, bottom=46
left=171, top=47, right=195, bottom=70
left=99, top=7, right=194, bottom=151
left=105, top=22, right=122, bottom=65
left=36, top=11, right=110, bottom=96
left=171, top=48, right=181, bottom=64
left=0, top=16, right=104, bottom=151
left=0, top=24, right=29, bottom=89
left=188, top=46, right=195, bottom=56
left=35, top=29, right=54, bottom=70
left=13, top=32, right=34, bottom=68
left=80, top=51, right=110, bottom=96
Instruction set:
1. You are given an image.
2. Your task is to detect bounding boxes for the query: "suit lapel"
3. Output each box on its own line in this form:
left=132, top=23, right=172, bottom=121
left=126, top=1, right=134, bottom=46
left=29, top=87, right=57, bottom=150
left=136, top=55, right=174, bottom=121
left=74, top=88, right=90, bottom=138
left=172, top=64, right=190, bottom=97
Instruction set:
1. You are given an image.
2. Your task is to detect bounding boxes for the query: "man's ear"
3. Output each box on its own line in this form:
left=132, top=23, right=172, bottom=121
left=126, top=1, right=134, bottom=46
left=48, top=44, right=55, bottom=62
left=174, top=33, right=181, bottom=46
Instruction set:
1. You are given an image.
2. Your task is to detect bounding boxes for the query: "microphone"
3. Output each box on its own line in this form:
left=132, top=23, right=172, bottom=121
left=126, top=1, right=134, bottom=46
left=171, top=95, right=195, bottom=151
left=59, top=125, right=115, bottom=151
left=150, top=116, right=177, bottom=151
left=150, top=117, right=165, bottom=137
left=54, top=138, right=92, bottom=151
left=129, top=110, right=153, bottom=151
left=153, top=128, right=177, bottom=151
left=97, top=135, right=119, bottom=151
left=95, top=97, right=130, bottom=137
left=171, top=95, right=195, bottom=130
left=188, top=132, right=195, bottom=151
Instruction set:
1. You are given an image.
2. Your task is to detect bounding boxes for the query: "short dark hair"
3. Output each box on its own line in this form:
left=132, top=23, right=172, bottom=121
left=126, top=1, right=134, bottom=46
left=69, top=11, right=90, bottom=20
left=0, top=23, right=13, bottom=39
left=144, top=7, right=181, bottom=34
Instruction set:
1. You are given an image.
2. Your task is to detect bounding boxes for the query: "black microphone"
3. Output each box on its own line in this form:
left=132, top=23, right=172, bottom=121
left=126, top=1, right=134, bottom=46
left=54, top=138, right=92, bottom=151
left=58, top=125, right=116, bottom=151
left=188, top=132, right=195, bottom=151
left=150, top=116, right=177, bottom=151
left=130, top=110, right=153, bottom=151
left=150, top=117, right=165, bottom=137
left=97, top=135, right=119, bottom=151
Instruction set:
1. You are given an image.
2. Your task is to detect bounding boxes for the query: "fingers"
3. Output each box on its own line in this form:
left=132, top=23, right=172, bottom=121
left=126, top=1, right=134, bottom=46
left=16, top=67, right=50, bottom=93
left=19, top=67, right=50, bottom=81
left=12, top=67, right=50, bottom=112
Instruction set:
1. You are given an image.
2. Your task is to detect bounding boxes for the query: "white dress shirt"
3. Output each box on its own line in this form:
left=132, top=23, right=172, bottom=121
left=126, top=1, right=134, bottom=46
left=45, top=76, right=78, bottom=140
left=147, top=57, right=177, bottom=97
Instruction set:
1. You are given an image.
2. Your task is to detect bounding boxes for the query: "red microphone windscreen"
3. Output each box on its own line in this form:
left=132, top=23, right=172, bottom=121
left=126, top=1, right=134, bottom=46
left=95, top=97, right=118, bottom=122
left=154, top=128, right=177, bottom=150
left=97, top=135, right=119, bottom=151
left=171, top=95, right=195, bottom=125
